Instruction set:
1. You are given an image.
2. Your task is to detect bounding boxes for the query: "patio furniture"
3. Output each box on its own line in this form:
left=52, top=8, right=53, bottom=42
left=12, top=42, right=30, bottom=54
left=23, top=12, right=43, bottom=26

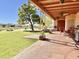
left=75, top=30, right=79, bottom=48
left=75, top=30, right=79, bottom=41
left=39, top=34, right=49, bottom=41
left=65, top=27, right=75, bottom=38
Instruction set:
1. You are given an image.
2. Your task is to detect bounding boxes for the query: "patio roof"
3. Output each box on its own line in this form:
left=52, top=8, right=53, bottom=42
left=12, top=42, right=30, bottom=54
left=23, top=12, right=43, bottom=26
left=31, top=0, right=79, bottom=20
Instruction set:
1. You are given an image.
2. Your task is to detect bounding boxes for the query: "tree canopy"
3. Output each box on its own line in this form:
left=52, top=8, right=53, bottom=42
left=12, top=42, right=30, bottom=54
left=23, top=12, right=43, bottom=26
left=17, top=3, right=40, bottom=31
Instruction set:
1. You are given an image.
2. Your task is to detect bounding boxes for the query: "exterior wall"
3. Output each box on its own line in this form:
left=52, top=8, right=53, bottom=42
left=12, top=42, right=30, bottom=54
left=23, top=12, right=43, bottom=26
left=54, top=13, right=79, bottom=31
left=53, top=12, right=79, bottom=31
left=75, top=12, right=79, bottom=27
left=65, top=12, right=79, bottom=30
left=65, top=14, right=75, bottom=31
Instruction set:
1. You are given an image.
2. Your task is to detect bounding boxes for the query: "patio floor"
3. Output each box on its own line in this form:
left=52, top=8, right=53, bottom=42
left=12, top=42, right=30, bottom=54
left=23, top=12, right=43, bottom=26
left=12, top=31, right=79, bottom=59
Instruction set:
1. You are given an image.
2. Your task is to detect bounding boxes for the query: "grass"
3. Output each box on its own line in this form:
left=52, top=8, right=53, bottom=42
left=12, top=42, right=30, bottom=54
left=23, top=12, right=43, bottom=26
left=0, top=30, right=38, bottom=59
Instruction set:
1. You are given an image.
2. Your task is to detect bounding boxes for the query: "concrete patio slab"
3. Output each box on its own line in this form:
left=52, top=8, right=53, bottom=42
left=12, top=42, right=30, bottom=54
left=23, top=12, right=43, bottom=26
left=12, top=32, right=79, bottom=59
left=24, top=34, right=40, bottom=39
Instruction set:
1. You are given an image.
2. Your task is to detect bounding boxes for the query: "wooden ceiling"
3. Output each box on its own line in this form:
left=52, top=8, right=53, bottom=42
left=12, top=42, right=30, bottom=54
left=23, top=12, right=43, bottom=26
left=31, top=0, right=79, bottom=20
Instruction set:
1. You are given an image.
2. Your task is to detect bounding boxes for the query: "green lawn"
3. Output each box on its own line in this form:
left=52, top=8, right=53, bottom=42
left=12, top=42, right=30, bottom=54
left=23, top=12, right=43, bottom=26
left=0, top=30, right=38, bottom=59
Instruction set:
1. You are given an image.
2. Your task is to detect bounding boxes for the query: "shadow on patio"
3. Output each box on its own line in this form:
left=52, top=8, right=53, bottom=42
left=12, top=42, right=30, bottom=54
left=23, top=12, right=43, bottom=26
left=12, top=31, right=79, bottom=59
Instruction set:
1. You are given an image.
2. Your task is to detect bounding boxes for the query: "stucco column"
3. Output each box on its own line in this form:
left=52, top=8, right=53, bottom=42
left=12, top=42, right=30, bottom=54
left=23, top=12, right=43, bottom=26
left=75, top=12, right=79, bottom=27
left=65, top=17, right=69, bottom=31
left=54, top=20, right=57, bottom=27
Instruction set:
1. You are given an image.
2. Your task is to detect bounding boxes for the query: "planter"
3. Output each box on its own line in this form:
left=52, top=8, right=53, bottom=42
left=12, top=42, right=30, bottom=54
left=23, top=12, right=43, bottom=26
left=39, top=34, right=49, bottom=41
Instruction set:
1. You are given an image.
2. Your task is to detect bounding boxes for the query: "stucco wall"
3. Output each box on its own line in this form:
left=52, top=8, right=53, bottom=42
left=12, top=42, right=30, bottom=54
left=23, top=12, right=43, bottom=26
left=53, top=12, right=79, bottom=31
left=65, top=14, right=75, bottom=31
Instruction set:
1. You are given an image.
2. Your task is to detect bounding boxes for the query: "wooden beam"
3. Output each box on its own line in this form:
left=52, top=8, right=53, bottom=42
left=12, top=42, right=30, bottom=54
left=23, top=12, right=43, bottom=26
left=49, top=12, right=77, bottom=19
left=38, top=0, right=79, bottom=6
left=39, top=0, right=59, bottom=3
left=47, top=8, right=79, bottom=12
left=71, top=0, right=79, bottom=1
left=63, top=0, right=78, bottom=2
left=43, top=2, right=79, bottom=8
left=39, top=0, right=59, bottom=5
left=40, top=2, right=59, bottom=5
left=44, top=3, right=79, bottom=8
left=40, top=0, right=79, bottom=6
left=49, top=11, right=77, bottom=16
left=46, top=6, right=79, bottom=10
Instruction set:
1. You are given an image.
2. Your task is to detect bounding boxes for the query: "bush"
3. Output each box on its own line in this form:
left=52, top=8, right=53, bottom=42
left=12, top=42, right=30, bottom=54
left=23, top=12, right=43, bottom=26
left=0, top=29, right=3, bottom=31
left=6, top=28, right=13, bottom=31
left=0, top=29, right=2, bottom=31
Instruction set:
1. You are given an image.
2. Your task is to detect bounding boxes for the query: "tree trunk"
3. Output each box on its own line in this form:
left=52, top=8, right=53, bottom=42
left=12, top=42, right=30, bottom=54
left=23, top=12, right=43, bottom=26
left=28, top=14, right=34, bottom=31
left=29, top=19, right=34, bottom=31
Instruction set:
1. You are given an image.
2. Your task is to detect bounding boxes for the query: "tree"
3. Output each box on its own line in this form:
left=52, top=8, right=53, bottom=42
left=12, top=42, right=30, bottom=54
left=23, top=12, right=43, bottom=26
left=17, top=3, right=40, bottom=31
left=17, top=4, right=27, bottom=25
left=17, top=18, right=26, bottom=25
left=31, top=14, right=40, bottom=24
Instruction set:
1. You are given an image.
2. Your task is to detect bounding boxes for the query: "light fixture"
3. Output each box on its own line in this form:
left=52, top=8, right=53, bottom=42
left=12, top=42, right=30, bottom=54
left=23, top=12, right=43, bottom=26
left=60, top=0, right=64, bottom=3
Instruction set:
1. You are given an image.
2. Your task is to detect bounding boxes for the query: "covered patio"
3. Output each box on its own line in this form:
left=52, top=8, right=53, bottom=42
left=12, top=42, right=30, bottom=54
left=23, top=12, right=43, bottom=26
left=12, top=0, right=79, bottom=59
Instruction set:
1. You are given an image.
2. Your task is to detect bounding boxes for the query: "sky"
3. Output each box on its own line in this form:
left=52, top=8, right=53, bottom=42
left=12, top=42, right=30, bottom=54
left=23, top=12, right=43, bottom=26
left=0, top=0, right=28, bottom=24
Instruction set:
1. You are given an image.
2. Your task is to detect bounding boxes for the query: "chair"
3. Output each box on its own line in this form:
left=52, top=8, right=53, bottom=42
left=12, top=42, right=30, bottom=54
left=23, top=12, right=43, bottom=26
left=65, top=27, right=75, bottom=38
